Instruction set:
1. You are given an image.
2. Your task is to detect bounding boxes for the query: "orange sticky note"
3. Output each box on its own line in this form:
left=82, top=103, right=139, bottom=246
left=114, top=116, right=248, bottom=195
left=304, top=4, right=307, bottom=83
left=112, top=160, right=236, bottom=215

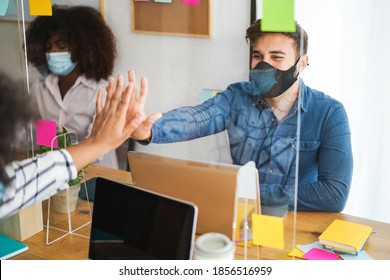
left=252, top=213, right=284, bottom=249
left=29, top=0, right=52, bottom=16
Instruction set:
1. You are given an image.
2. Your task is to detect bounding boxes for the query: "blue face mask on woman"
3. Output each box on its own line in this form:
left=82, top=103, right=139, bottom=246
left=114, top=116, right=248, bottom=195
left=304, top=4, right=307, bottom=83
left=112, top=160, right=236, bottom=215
left=248, top=59, right=300, bottom=98
left=46, top=52, right=77, bottom=76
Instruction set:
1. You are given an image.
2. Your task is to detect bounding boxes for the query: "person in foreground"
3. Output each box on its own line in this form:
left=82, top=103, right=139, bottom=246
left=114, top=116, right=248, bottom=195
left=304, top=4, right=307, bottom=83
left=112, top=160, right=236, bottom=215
left=0, top=71, right=161, bottom=219
left=128, top=19, right=353, bottom=212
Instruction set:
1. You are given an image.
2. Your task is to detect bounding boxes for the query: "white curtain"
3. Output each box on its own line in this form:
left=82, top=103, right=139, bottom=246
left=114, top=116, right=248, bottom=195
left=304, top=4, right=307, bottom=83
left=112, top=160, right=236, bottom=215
left=294, top=0, right=390, bottom=223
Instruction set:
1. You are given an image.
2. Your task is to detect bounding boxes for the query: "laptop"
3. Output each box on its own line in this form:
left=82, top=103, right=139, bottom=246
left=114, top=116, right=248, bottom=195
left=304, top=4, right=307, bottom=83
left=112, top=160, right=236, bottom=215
left=127, top=151, right=241, bottom=239
left=88, top=177, right=198, bottom=260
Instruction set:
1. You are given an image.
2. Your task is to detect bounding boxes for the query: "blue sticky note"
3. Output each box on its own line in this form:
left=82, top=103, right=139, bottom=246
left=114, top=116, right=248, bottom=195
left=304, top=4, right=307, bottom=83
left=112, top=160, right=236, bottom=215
left=262, top=0, right=295, bottom=32
left=0, top=0, right=10, bottom=16
left=297, top=241, right=324, bottom=253
left=199, top=89, right=220, bottom=103
left=340, top=250, right=374, bottom=260
left=155, top=0, right=172, bottom=3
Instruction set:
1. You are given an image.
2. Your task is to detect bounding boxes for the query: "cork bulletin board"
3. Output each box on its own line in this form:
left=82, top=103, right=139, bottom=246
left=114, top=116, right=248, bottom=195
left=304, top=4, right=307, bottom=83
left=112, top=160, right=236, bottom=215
left=131, top=0, right=211, bottom=37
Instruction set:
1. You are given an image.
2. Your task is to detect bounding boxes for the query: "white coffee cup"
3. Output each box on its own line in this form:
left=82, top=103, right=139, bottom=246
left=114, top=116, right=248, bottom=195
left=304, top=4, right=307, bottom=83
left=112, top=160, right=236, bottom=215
left=194, top=232, right=235, bottom=260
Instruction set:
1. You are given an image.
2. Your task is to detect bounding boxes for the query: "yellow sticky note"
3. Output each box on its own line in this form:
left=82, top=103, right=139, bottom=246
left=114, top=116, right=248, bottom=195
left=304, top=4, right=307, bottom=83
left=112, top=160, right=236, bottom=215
left=29, top=0, right=52, bottom=16
left=252, top=213, right=284, bottom=249
left=288, top=244, right=305, bottom=258
left=262, top=0, right=295, bottom=32
left=236, top=240, right=254, bottom=247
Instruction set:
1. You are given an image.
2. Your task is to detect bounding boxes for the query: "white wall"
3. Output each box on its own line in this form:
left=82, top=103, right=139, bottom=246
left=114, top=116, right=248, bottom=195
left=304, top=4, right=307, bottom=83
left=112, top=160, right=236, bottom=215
left=104, top=0, right=250, bottom=163
left=295, top=0, right=390, bottom=223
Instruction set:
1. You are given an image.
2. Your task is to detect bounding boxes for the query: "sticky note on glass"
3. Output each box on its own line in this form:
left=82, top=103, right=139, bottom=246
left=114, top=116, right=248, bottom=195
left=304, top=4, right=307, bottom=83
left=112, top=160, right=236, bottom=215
left=303, top=247, right=339, bottom=260
left=36, top=119, right=58, bottom=148
left=155, top=0, right=172, bottom=3
left=182, top=0, right=199, bottom=6
left=262, top=0, right=295, bottom=32
left=29, top=0, right=52, bottom=16
left=199, top=89, right=220, bottom=103
left=0, top=0, right=10, bottom=16
left=252, top=214, right=284, bottom=249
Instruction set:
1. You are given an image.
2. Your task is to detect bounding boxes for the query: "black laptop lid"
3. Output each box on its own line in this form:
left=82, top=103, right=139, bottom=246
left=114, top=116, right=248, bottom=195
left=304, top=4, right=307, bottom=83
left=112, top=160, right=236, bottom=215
left=89, top=177, right=197, bottom=260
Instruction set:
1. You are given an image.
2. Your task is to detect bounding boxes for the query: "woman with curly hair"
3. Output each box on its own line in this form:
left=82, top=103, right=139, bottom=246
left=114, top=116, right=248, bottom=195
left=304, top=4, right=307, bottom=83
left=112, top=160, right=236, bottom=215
left=26, top=5, right=118, bottom=169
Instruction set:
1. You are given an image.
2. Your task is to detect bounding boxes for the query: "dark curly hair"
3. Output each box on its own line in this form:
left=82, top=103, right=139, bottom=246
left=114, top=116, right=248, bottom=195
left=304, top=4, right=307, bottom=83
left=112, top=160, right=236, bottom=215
left=26, top=5, right=116, bottom=81
left=0, top=72, right=34, bottom=185
left=246, top=19, right=308, bottom=57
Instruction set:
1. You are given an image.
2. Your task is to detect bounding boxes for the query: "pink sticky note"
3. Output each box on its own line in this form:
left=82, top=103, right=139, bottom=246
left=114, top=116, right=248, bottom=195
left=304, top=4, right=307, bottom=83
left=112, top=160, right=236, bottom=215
left=36, top=119, right=58, bottom=148
left=303, top=247, right=339, bottom=260
left=182, top=0, right=199, bottom=6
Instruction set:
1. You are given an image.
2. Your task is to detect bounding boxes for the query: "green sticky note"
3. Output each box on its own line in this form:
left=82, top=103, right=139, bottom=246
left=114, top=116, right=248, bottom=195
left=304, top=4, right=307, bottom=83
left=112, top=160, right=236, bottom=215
left=252, top=213, right=284, bottom=250
left=0, top=0, right=10, bottom=16
left=262, top=0, right=295, bottom=32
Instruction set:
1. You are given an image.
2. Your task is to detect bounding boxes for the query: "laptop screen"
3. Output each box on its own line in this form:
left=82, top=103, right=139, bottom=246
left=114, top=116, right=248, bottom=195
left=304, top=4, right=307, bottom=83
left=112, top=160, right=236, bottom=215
left=88, top=177, right=198, bottom=260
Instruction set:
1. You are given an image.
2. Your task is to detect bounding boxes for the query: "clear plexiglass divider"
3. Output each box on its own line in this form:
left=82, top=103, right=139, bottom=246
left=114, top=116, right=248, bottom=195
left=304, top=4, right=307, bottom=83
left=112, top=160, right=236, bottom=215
left=44, top=132, right=92, bottom=245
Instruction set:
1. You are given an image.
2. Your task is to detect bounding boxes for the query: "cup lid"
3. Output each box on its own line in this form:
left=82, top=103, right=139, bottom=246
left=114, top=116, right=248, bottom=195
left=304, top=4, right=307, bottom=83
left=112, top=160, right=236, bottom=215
left=194, top=232, right=235, bottom=257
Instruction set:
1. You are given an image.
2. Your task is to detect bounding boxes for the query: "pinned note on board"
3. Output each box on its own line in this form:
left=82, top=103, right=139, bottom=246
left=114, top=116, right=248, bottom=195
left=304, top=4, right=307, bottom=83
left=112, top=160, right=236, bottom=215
left=262, top=0, right=295, bottom=32
left=182, top=0, right=199, bottom=6
left=29, top=0, right=52, bottom=16
left=0, top=0, right=10, bottom=16
left=252, top=213, right=284, bottom=249
left=155, top=0, right=172, bottom=3
left=36, top=119, right=58, bottom=148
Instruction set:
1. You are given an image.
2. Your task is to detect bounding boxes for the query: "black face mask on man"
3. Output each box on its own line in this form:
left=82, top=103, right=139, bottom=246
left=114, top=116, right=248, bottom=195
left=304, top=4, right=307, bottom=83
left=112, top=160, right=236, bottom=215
left=248, top=58, right=300, bottom=98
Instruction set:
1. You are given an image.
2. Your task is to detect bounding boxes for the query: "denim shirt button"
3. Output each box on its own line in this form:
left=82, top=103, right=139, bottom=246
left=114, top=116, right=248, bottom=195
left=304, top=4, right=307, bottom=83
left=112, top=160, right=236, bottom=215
left=269, top=169, right=273, bottom=173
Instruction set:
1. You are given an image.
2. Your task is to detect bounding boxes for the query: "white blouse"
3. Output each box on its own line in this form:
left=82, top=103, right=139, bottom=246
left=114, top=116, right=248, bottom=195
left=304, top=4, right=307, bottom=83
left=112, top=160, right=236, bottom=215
left=30, top=74, right=119, bottom=169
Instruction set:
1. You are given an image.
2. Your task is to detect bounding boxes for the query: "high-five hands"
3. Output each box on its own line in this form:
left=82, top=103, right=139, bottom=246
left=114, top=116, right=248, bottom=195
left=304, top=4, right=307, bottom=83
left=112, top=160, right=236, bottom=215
left=67, top=72, right=161, bottom=171
left=125, top=70, right=162, bottom=141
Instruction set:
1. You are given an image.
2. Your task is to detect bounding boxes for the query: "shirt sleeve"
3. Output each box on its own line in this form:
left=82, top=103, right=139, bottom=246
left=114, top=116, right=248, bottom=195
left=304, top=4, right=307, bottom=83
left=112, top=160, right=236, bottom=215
left=151, top=88, right=235, bottom=144
left=0, top=149, right=78, bottom=219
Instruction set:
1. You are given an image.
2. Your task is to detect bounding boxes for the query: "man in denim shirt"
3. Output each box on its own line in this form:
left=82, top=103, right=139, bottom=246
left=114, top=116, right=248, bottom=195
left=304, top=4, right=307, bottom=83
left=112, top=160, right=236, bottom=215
left=129, top=19, right=353, bottom=212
